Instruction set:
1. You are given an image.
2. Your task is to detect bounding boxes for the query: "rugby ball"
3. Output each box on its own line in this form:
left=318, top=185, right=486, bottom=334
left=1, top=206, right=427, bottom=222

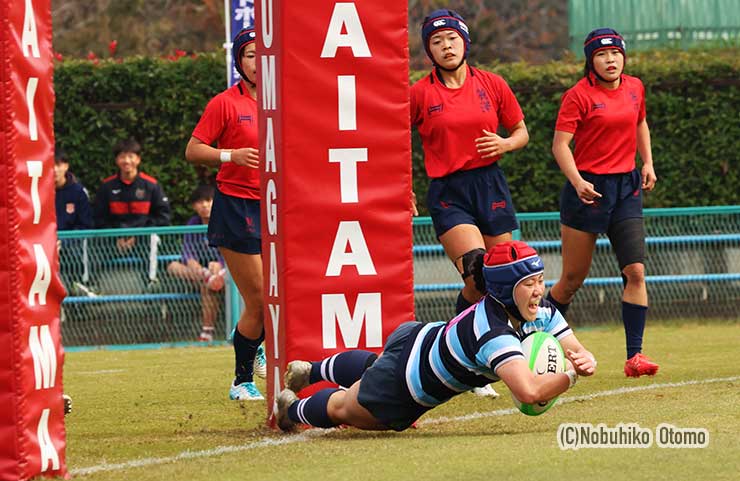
left=511, top=331, right=565, bottom=416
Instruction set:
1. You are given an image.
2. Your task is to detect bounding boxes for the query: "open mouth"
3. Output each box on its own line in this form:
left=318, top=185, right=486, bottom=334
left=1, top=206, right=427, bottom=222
left=528, top=299, right=541, bottom=313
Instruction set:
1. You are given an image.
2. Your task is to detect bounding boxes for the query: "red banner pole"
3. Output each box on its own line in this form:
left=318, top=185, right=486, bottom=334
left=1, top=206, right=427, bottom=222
left=257, top=0, right=413, bottom=419
left=0, top=0, right=67, bottom=478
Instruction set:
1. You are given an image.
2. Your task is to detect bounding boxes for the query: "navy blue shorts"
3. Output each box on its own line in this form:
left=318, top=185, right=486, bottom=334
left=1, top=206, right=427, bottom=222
left=427, top=163, right=518, bottom=238
left=559, top=169, right=643, bottom=234
left=357, top=321, right=430, bottom=432
left=207, top=189, right=261, bottom=254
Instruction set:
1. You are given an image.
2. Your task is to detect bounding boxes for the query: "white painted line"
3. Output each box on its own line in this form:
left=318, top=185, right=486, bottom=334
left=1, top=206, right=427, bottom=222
left=420, top=375, right=740, bottom=426
left=71, top=375, right=740, bottom=476
left=72, top=429, right=328, bottom=476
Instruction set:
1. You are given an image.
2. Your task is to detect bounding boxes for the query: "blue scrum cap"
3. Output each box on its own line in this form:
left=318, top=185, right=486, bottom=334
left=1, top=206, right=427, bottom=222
left=583, top=27, right=626, bottom=65
left=482, top=241, right=544, bottom=312
left=232, top=28, right=256, bottom=80
left=421, top=9, right=471, bottom=61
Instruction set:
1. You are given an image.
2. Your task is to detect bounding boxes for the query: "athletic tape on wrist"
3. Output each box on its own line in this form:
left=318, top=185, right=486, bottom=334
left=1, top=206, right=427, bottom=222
left=565, top=369, right=578, bottom=388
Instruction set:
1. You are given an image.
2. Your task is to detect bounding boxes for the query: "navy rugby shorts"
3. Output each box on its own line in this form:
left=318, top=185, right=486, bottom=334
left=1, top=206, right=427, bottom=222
left=208, top=189, right=261, bottom=255
left=559, top=168, right=643, bottom=234
left=427, top=163, right=518, bottom=238
left=357, top=321, right=430, bottom=431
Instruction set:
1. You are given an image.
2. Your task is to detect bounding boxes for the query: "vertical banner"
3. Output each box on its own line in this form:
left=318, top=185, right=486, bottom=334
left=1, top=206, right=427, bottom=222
left=0, top=0, right=67, bottom=479
left=257, top=0, right=413, bottom=418
left=226, top=0, right=255, bottom=87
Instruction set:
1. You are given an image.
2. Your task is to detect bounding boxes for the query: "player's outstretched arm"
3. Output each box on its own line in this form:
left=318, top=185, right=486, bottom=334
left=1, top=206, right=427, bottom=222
left=496, top=358, right=575, bottom=404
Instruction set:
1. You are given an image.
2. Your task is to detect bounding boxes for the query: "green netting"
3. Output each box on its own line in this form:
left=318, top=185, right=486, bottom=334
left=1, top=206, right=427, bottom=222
left=58, top=207, right=740, bottom=347
left=58, top=226, right=228, bottom=346
left=414, top=206, right=740, bottom=325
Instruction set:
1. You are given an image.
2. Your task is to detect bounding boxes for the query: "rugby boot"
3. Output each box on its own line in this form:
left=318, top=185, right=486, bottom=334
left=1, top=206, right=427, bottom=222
left=285, top=360, right=312, bottom=393
left=624, top=353, right=659, bottom=377
left=276, top=389, right=299, bottom=432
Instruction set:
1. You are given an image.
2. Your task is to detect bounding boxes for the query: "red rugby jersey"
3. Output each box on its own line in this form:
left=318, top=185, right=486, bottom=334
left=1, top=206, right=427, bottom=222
left=192, top=80, right=259, bottom=199
left=410, top=67, right=524, bottom=178
left=555, top=74, right=646, bottom=174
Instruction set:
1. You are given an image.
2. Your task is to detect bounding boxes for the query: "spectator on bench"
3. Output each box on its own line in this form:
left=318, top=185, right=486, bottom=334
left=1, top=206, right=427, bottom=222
left=55, top=146, right=93, bottom=231
left=54, top=145, right=94, bottom=296
left=94, top=138, right=171, bottom=251
left=167, top=185, right=226, bottom=342
left=92, top=138, right=172, bottom=292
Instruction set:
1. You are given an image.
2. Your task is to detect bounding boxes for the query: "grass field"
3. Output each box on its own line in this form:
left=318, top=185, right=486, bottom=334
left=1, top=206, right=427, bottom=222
left=63, top=321, right=740, bottom=481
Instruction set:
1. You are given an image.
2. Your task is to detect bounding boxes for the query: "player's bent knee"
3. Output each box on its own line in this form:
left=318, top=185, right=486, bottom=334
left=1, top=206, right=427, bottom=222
left=459, top=248, right=486, bottom=292
left=561, top=272, right=586, bottom=293
left=622, top=263, right=645, bottom=283
left=240, top=279, right=264, bottom=301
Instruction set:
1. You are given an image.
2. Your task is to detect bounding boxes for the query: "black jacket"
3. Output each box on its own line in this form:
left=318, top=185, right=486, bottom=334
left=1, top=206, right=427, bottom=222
left=93, top=172, right=171, bottom=228
left=56, top=173, right=93, bottom=230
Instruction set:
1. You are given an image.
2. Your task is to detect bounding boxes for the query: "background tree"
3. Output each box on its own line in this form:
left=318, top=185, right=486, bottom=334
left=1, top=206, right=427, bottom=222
left=52, top=0, right=224, bottom=58
left=408, top=0, right=568, bottom=69
left=52, top=0, right=569, bottom=65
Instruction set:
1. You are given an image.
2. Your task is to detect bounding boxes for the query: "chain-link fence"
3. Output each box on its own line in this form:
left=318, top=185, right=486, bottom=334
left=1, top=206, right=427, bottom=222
left=59, top=207, right=740, bottom=347
left=415, top=206, right=740, bottom=325
left=58, top=226, right=229, bottom=347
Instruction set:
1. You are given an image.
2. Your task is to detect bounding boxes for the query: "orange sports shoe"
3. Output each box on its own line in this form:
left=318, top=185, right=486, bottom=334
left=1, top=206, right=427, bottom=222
left=624, top=353, right=659, bottom=377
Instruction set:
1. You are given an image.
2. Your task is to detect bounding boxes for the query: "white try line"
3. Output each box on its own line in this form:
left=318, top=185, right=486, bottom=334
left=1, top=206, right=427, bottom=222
left=71, top=375, right=740, bottom=476
left=72, top=429, right=329, bottom=476
left=419, top=375, right=740, bottom=426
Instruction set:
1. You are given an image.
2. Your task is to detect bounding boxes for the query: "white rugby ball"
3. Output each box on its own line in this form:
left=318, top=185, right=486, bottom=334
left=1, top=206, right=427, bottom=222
left=511, top=331, right=565, bottom=416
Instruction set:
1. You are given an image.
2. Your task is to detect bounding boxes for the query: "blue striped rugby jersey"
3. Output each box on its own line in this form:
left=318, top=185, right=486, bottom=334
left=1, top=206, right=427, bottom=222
left=402, top=296, right=573, bottom=407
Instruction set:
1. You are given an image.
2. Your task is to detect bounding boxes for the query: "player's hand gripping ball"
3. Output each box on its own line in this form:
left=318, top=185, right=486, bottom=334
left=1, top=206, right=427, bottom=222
left=511, top=332, right=565, bottom=416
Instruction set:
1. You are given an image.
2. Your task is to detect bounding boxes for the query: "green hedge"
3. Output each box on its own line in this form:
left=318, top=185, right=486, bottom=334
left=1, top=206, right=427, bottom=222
left=55, top=49, right=739, bottom=223
left=54, top=54, right=225, bottom=223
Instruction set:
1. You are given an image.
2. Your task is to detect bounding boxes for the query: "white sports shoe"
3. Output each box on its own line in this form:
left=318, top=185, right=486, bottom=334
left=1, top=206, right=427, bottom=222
left=229, top=381, right=264, bottom=401
left=472, top=384, right=500, bottom=398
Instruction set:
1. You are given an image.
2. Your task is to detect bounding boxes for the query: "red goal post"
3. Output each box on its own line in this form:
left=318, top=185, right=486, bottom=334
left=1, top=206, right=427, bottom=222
left=256, top=0, right=414, bottom=419
left=0, top=0, right=68, bottom=479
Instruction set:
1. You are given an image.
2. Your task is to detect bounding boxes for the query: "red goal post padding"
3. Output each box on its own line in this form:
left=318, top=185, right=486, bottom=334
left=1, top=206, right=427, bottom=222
left=257, top=0, right=414, bottom=417
left=0, top=0, right=67, bottom=479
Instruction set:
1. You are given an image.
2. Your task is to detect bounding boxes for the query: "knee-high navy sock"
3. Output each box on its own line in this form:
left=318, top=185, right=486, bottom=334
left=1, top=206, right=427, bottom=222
left=546, top=291, right=570, bottom=316
left=233, top=327, right=264, bottom=384
left=309, top=350, right=377, bottom=387
left=455, top=291, right=474, bottom=314
left=622, top=301, right=647, bottom=359
left=288, top=388, right=341, bottom=428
